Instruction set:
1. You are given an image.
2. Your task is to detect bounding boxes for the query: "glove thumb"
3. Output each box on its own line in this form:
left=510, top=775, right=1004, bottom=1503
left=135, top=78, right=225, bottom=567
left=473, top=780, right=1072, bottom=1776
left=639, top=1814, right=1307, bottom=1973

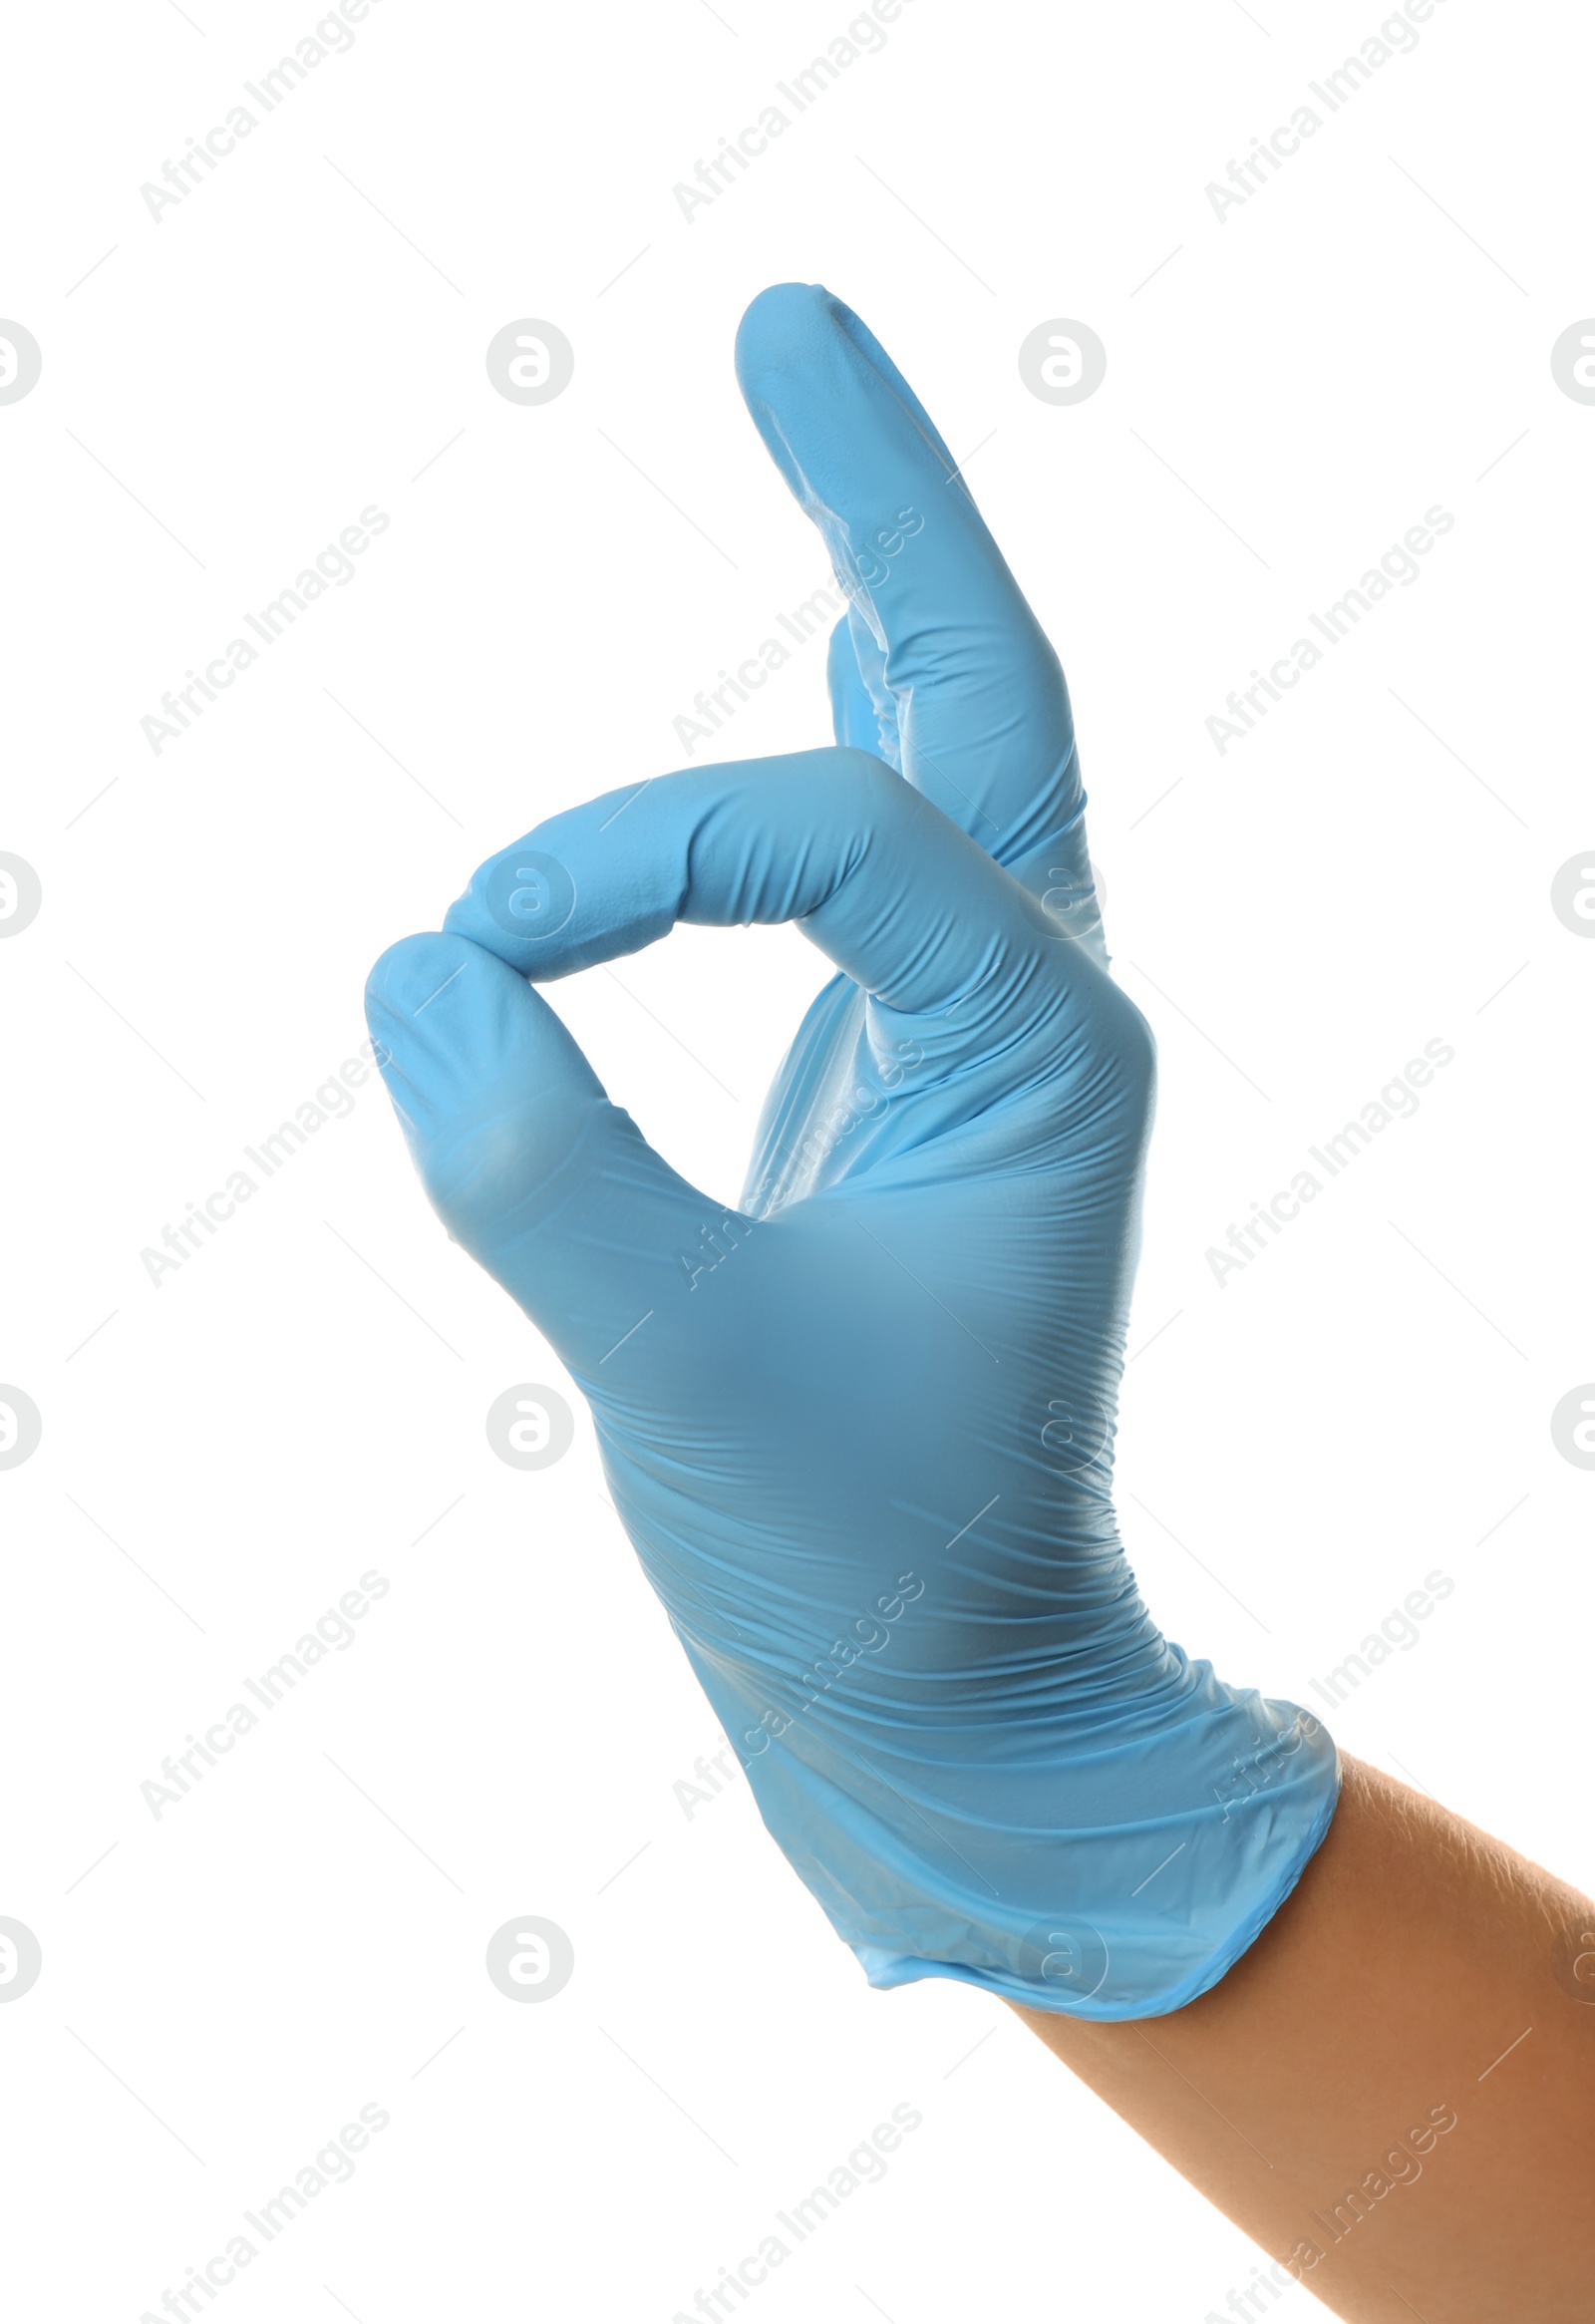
left=365, top=931, right=717, bottom=1386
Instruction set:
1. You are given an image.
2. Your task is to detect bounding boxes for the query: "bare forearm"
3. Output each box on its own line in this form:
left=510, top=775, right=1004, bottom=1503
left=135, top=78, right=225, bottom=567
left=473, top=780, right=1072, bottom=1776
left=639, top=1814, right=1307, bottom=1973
left=1009, top=1758, right=1595, bottom=2322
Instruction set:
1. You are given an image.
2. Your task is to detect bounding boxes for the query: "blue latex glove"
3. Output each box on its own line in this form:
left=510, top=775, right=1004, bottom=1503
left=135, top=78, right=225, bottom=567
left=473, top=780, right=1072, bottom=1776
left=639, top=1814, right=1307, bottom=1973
left=366, top=284, right=1339, bottom=2019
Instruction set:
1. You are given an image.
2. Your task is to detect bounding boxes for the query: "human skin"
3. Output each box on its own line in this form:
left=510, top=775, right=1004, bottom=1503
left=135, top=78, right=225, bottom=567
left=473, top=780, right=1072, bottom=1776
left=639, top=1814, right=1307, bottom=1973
left=1009, top=1755, right=1595, bottom=2322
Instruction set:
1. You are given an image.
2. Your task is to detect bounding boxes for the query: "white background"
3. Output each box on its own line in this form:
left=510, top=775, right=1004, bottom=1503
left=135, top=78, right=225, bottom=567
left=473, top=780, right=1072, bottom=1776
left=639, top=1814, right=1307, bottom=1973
left=2, top=0, right=1592, bottom=2316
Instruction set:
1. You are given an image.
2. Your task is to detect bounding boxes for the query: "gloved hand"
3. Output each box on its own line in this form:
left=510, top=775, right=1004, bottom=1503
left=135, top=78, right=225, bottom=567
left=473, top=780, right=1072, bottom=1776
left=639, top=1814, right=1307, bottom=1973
left=365, top=284, right=1339, bottom=2018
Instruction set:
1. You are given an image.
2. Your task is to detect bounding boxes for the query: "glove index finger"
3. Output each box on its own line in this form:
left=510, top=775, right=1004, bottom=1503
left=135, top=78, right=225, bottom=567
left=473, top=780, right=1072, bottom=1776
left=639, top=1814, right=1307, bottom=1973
left=442, top=751, right=1072, bottom=1050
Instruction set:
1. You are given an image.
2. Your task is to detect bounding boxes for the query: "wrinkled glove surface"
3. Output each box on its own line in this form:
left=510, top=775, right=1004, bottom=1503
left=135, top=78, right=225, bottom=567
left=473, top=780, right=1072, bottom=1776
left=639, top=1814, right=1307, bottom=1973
left=366, top=285, right=1339, bottom=2019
